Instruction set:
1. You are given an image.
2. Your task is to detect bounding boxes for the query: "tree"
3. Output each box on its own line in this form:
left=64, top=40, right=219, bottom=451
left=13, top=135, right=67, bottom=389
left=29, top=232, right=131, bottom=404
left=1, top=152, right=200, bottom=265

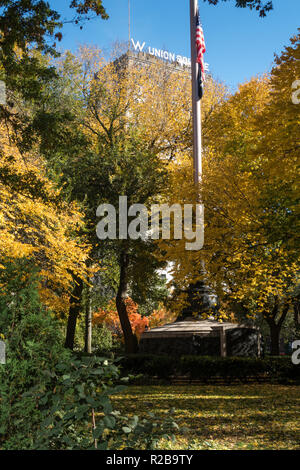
left=38, top=45, right=203, bottom=352
left=4, top=39, right=226, bottom=351
left=0, top=0, right=108, bottom=106
left=160, top=33, right=299, bottom=355
left=64, top=132, right=168, bottom=353
left=93, top=298, right=149, bottom=341
left=0, top=1, right=109, bottom=160
left=0, top=120, right=90, bottom=314
left=93, top=298, right=176, bottom=342
left=0, top=1, right=108, bottom=56
left=203, top=0, right=273, bottom=17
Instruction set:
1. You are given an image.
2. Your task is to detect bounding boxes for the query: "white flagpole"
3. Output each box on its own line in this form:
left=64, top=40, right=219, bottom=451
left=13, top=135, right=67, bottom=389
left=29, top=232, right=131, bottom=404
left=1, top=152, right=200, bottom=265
left=190, top=0, right=202, bottom=185
left=190, top=0, right=206, bottom=322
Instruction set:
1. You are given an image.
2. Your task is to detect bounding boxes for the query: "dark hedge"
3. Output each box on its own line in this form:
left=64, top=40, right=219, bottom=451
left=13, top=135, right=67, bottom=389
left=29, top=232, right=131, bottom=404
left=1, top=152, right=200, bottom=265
left=120, top=354, right=300, bottom=384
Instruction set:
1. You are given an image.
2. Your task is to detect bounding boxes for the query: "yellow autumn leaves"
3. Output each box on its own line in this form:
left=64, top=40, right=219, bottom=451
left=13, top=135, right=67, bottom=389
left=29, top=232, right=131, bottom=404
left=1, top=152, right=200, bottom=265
left=160, top=33, right=300, bottom=322
left=0, top=124, right=90, bottom=313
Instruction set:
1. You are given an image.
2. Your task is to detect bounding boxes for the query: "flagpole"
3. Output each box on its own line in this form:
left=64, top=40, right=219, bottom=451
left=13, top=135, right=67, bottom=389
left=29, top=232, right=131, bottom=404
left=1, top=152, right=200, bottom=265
left=190, top=0, right=206, bottom=325
left=190, top=0, right=202, bottom=185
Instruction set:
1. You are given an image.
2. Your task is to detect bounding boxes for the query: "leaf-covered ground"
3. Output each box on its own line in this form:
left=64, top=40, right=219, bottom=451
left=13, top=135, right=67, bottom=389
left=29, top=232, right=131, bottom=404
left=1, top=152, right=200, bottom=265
left=112, top=385, right=300, bottom=450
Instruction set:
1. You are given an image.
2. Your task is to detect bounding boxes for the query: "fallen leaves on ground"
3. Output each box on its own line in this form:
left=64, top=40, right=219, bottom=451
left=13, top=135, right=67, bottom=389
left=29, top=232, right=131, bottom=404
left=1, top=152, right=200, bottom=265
left=112, top=384, right=300, bottom=450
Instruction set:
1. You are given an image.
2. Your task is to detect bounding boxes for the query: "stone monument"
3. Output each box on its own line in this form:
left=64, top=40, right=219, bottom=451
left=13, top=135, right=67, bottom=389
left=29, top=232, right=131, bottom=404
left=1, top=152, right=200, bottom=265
left=176, top=280, right=219, bottom=321
left=139, top=281, right=263, bottom=357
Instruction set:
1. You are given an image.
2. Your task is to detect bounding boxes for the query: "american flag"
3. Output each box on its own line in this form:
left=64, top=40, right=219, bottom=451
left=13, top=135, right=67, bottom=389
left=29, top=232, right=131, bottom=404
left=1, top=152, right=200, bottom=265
left=196, top=11, right=206, bottom=82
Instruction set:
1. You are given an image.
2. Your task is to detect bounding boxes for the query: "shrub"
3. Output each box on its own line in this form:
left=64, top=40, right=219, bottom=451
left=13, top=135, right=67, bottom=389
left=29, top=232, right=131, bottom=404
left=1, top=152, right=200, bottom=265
left=120, top=354, right=300, bottom=383
left=122, top=354, right=176, bottom=378
left=0, top=262, right=178, bottom=450
left=93, top=324, right=113, bottom=351
left=29, top=354, right=178, bottom=450
left=0, top=314, right=69, bottom=449
left=0, top=264, right=68, bottom=449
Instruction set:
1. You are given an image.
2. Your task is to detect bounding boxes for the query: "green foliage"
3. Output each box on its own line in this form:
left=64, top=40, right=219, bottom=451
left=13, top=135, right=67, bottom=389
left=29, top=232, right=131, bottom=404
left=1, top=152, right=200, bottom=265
left=0, top=1, right=108, bottom=153
left=112, top=408, right=179, bottom=451
left=93, top=324, right=113, bottom=352
left=0, top=258, right=42, bottom=330
left=0, top=260, right=68, bottom=449
left=131, top=273, right=170, bottom=317
left=0, top=1, right=59, bottom=110
left=0, top=263, right=178, bottom=450
left=204, top=0, right=273, bottom=17
left=70, top=0, right=108, bottom=19
left=0, top=1, right=108, bottom=58
left=73, top=317, right=115, bottom=353
left=29, top=355, right=124, bottom=450
left=29, top=355, right=178, bottom=450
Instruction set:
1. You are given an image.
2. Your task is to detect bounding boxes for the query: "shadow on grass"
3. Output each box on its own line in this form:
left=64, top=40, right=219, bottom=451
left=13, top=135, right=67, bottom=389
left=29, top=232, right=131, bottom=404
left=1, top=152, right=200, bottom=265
left=111, top=385, right=300, bottom=449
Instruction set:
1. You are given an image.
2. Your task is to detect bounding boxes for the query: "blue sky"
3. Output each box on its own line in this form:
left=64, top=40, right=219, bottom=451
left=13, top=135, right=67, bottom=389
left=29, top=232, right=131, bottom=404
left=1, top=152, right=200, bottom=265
left=50, top=0, right=300, bottom=90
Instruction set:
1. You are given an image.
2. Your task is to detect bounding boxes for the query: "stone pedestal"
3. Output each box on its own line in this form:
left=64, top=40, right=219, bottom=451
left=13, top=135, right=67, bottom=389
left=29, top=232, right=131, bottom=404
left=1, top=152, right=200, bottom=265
left=139, top=320, right=263, bottom=357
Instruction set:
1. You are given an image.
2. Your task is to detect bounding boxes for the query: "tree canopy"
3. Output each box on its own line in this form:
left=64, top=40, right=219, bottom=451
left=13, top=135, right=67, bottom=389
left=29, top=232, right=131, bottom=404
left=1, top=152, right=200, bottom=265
left=203, top=0, right=273, bottom=17
left=160, top=32, right=299, bottom=354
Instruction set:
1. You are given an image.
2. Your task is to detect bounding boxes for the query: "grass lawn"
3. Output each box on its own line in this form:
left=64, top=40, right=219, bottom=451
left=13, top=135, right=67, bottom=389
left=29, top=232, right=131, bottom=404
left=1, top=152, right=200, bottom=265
left=112, top=384, right=300, bottom=450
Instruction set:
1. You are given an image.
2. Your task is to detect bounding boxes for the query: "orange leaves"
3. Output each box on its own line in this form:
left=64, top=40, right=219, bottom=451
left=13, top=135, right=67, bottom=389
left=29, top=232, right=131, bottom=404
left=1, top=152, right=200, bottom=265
left=93, top=298, right=148, bottom=339
left=148, top=306, right=176, bottom=329
left=93, top=298, right=175, bottom=340
left=93, top=301, right=122, bottom=337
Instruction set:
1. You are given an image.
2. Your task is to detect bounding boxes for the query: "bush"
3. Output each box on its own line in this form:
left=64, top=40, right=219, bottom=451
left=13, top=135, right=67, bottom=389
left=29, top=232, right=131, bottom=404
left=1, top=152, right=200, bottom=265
left=0, top=260, right=179, bottom=450
left=29, top=354, right=178, bottom=450
left=265, top=356, right=300, bottom=383
left=0, top=313, right=69, bottom=449
left=181, top=356, right=268, bottom=379
left=122, top=354, right=176, bottom=378
left=93, top=324, right=113, bottom=352
left=0, top=263, right=69, bottom=449
left=120, top=354, right=300, bottom=384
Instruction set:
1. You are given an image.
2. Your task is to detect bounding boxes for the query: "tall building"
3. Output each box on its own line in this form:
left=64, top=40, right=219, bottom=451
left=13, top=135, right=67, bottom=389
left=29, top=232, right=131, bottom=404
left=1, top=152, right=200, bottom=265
left=115, top=49, right=192, bottom=76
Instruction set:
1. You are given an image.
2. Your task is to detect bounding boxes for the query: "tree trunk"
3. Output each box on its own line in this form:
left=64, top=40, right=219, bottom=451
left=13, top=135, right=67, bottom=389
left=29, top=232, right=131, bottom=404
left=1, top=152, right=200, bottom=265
left=116, top=251, right=138, bottom=354
left=293, top=296, right=300, bottom=332
left=269, top=323, right=280, bottom=356
left=266, top=302, right=290, bottom=356
left=65, top=276, right=83, bottom=350
left=84, top=285, right=92, bottom=354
